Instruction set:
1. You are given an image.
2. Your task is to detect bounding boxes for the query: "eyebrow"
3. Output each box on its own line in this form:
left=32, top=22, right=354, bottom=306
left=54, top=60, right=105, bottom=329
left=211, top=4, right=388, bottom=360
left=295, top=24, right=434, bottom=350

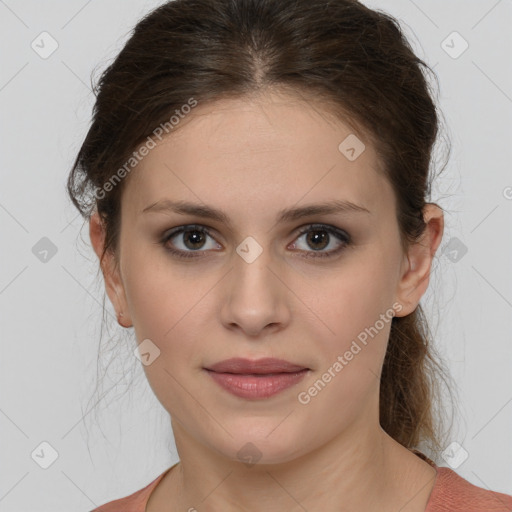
left=142, top=199, right=371, bottom=225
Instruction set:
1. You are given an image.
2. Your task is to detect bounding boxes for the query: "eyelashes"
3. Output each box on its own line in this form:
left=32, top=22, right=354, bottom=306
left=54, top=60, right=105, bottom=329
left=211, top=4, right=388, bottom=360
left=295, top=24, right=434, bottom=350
left=160, top=223, right=351, bottom=260
left=161, top=224, right=221, bottom=259
left=291, top=224, right=351, bottom=259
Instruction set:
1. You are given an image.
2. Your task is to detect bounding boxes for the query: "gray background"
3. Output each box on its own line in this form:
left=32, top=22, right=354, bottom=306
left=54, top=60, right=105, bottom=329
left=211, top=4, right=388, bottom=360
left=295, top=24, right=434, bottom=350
left=1, top=0, right=511, bottom=510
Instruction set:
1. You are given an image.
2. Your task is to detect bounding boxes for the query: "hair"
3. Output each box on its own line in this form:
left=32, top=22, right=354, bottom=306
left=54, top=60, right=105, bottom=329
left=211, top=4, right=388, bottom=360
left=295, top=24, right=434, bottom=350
left=67, top=0, right=456, bottom=461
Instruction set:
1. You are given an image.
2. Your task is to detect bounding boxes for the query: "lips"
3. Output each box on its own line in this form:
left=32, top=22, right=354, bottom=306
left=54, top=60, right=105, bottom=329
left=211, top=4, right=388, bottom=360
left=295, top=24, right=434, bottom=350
left=204, top=357, right=308, bottom=375
left=203, top=358, right=310, bottom=399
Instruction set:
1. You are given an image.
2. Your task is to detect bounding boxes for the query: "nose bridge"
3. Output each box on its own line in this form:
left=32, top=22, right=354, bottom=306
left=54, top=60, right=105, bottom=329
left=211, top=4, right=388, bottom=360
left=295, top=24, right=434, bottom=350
left=235, top=238, right=275, bottom=292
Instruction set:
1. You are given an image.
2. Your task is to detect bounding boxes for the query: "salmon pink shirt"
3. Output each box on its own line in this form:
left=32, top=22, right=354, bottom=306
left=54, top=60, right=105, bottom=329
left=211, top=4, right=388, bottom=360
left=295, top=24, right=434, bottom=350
left=91, top=450, right=512, bottom=511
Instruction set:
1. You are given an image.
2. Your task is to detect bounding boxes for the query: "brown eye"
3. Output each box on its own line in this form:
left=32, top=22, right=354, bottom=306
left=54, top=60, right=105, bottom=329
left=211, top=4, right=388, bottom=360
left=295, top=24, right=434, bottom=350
left=181, top=229, right=207, bottom=250
left=161, top=224, right=221, bottom=259
left=305, top=228, right=330, bottom=251
left=291, top=224, right=351, bottom=259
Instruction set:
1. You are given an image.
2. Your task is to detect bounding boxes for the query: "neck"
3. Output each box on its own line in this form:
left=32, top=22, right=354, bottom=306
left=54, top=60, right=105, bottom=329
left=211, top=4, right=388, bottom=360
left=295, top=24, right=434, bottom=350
left=154, top=413, right=437, bottom=512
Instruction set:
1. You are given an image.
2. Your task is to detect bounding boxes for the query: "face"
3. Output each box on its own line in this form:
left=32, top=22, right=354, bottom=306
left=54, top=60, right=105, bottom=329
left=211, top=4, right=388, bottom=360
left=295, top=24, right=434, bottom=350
left=91, top=88, right=441, bottom=465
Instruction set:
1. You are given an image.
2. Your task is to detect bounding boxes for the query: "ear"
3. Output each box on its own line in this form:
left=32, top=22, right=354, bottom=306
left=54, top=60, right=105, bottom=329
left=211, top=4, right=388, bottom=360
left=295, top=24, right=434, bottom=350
left=89, top=211, right=133, bottom=328
left=394, top=203, right=444, bottom=317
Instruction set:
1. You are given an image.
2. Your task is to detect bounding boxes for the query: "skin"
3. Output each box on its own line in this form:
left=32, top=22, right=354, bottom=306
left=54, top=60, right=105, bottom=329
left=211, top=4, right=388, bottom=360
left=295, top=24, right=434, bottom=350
left=90, top=88, right=444, bottom=511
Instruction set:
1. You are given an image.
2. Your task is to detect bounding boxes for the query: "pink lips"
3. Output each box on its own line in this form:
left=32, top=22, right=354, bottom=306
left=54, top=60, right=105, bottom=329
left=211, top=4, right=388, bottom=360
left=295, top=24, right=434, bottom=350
left=204, top=357, right=309, bottom=399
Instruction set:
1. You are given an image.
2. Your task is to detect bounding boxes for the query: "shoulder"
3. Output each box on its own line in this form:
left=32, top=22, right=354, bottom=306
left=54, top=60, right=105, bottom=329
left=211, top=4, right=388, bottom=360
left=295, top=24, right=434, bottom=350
left=90, top=465, right=175, bottom=512
left=427, top=466, right=512, bottom=511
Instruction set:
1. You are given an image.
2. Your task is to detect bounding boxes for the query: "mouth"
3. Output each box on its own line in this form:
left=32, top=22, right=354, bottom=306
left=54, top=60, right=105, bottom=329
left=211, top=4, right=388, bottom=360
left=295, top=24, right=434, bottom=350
left=204, top=357, right=309, bottom=374
left=203, top=358, right=310, bottom=399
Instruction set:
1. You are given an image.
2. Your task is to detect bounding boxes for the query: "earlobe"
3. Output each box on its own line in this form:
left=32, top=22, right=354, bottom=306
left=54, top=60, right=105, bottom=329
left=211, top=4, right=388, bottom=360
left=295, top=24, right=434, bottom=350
left=394, top=204, right=444, bottom=317
left=89, top=211, right=133, bottom=328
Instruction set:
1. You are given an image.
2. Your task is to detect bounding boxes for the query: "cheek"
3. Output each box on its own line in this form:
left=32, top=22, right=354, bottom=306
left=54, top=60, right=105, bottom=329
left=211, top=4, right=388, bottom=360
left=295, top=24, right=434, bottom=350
left=121, top=245, right=201, bottom=338
left=314, top=253, right=395, bottom=339
left=303, top=250, right=398, bottom=402
left=122, top=249, right=219, bottom=378
left=123, top=261, right=210, bottom=416
left=296, top=278, right=394, bottom=427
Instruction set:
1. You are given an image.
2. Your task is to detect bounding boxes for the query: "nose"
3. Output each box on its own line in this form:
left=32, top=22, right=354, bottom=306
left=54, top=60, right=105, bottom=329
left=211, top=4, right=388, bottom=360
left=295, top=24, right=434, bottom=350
left=219, top=244, right=292, bottom=338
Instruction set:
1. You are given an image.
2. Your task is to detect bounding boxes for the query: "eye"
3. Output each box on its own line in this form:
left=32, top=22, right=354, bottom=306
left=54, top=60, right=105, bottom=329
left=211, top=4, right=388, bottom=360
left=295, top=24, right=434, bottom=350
left=161, top=224, right=221, bottom=259
left=289, top=224, right=351, bottom=259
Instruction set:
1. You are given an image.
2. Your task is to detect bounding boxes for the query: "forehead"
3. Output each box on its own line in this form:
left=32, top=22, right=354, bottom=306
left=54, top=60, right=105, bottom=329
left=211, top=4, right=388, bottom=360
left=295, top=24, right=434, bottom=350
left=122, top=89, right=393, bottom=221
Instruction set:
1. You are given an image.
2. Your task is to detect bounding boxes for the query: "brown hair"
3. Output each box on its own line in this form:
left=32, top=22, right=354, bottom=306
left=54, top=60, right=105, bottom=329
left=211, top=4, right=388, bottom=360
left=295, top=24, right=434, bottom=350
left=67, top=0, right=456, bottom=461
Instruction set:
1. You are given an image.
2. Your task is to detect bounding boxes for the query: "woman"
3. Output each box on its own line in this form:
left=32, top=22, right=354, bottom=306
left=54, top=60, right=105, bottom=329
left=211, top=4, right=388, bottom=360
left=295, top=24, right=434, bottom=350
left=67, top=0, right=512, bottom=510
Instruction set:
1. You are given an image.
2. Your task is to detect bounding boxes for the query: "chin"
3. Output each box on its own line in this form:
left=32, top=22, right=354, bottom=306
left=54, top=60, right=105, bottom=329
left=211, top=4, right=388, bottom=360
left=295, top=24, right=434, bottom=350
left=207, top=425, right=309, bottom=466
